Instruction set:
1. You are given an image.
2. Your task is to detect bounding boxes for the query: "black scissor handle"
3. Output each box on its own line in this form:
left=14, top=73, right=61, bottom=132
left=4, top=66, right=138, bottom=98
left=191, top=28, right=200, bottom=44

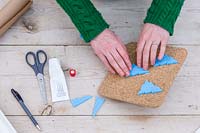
left=36, top=50, right=47, bottom=74
left=25, top=51, right=39, bottom=75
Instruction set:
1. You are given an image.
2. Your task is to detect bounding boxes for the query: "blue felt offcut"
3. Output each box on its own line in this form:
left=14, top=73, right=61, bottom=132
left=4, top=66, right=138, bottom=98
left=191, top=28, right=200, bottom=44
left=154, top=54, right=178, bottom=67
left=80, top=34, right=83, bottom=40
left=129, top=64, right=149, bottom=77
left=92, top=96, right=105, bottom=117
left=138, top=81, right=162, bottom=96
left=71, top=95, right=93, bottom=107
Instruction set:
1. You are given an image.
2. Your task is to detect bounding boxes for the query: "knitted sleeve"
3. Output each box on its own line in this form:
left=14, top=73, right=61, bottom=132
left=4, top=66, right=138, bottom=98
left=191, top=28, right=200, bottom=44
left=144, top=0, right=185, bottom=36
left=56, top=0, right=109, bottom=42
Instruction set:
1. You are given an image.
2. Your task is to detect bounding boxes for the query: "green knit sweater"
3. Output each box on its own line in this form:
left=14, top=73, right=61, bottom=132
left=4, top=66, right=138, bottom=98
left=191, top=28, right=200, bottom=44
left=56, top=0, right=184, bottom=42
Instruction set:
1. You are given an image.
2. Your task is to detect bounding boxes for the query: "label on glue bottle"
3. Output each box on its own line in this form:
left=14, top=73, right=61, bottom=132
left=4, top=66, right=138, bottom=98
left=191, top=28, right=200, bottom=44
left=49, top=58, right=70, bottom=102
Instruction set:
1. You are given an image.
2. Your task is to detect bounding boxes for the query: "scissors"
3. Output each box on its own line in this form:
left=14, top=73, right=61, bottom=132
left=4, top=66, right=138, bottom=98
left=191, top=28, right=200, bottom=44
left=25, top=50, right=48, bottom=105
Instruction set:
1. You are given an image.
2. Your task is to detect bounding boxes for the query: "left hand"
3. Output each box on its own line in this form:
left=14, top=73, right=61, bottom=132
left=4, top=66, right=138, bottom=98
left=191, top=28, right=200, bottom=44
left=136, top=23, right=170, bottom=70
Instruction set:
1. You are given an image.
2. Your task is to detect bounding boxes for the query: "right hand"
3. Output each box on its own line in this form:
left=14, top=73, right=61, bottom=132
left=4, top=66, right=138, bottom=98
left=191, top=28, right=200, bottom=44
left=90, top=29, right=132, bottom=77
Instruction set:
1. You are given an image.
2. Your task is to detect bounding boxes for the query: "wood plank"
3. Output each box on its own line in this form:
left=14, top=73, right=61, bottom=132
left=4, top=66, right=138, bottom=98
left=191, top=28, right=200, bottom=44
left=0, top=45, right=198, bottom=77
left=6, top=116, right=200, bottom=133
left=0, top=45, right=200, bottom=116
left=0, top=0, right=199, bottom=45
left=0, top=46, right=66, bottom=76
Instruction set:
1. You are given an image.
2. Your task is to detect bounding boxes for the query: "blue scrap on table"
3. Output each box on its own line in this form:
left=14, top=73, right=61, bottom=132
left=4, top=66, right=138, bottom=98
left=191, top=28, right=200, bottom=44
left=71, top=95, right=93, bottom=107
left=80, top=34, right=83, bottom=40
left=138, top=80, right=162, bottom=96
left=154, top=54, right=178, bottom=67
left=92, top=96, right=105, bottom=118
left=129, top=64, right=149, bottom=77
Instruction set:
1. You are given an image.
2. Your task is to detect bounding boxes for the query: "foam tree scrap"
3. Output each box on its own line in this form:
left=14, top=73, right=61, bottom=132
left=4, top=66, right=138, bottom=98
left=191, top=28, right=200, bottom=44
left=92, top=96, right=105, bottom=118
left=138, top=81, right=162, bottom=96
left=154, top=54, right=178, bottom=67
left=129, top=64, right=149, bottom=77
left=71, top=95, right=93, bottom=107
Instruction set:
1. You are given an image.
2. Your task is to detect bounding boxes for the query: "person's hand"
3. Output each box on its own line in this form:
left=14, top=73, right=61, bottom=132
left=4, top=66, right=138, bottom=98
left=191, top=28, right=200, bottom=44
left=137, top=23, right=169, bottom=70
left=90, top=29, right=132, bottom=77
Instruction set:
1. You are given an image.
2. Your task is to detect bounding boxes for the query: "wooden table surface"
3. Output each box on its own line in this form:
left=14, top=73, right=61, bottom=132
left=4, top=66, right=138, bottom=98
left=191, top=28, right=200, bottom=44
left=0, top=0, right=200, bottom=133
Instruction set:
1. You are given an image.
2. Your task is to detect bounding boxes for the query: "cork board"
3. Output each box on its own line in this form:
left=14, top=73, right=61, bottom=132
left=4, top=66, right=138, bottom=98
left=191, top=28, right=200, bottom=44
left=98, top=42, right=188, bottom=108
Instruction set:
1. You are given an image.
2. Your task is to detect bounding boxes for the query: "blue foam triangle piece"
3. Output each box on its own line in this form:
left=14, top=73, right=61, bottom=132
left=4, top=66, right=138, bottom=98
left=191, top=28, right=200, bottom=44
left=80, top=34, right=83, bottom=40
left=154, top=54, right=178, bottom=67
left=129, top=64, right=149, bottom=77
left=138, top=81, right=162, bottom=96
left=71, top=95, right=93, bottom=107
left=92, top=96, right=105, bottom=118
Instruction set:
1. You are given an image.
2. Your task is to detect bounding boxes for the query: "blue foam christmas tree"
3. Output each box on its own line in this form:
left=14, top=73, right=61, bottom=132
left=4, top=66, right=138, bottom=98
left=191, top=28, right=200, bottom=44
left=71, top=95, right=93, bottom=107
left=138, top=81, right=162, bottom=96
left=129, top=64, right=149, bottom=77
left=92, top=96, right=105, bottom=118
left=154, top=54, right=178, bottom=67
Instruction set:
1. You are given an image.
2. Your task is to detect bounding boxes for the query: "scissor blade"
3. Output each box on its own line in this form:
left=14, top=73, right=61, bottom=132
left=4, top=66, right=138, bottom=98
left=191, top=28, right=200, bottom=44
left=36, top=73, right=48, bottom=105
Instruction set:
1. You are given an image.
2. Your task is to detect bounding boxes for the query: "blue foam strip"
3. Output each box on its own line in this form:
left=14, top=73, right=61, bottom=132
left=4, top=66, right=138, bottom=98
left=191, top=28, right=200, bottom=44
left=154, top=54, right=178, bottom=67
left=138, top=81, right=162, bottom=96
left=129, top=64, right=149, bottom=77
left=71, top=95, right=93, bottom=107
left=92, top=96, right=105, bottom=117
left=80, top=34, right=83, bottom=40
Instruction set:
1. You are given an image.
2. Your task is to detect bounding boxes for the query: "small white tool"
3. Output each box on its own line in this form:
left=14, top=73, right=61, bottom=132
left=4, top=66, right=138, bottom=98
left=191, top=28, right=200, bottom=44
left=0, top=110, right=17, bottom=133
left=49, top=58, right=70, bottom=102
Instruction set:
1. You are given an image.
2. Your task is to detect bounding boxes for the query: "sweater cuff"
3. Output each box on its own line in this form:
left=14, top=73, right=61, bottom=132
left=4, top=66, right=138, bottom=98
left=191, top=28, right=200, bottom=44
left=144, top=0, right=184, bottom=36
left=56, top=0, right=109, bottom=42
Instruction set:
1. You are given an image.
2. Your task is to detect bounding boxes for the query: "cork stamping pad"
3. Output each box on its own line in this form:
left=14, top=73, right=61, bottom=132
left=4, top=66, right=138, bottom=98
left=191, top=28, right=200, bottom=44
left=98, top=42, right=187, bottom=108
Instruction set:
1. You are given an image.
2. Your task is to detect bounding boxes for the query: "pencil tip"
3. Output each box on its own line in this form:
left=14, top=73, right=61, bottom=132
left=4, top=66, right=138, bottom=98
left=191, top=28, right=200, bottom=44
left=36, top=125, right=41, bottom=131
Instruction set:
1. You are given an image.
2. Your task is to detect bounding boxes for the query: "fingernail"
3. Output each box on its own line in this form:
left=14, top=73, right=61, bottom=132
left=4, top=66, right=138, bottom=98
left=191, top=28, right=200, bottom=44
left=120, top=73, right=124, bottom=77
left=126, top=72, right=130, bottom=77
left=129, top=66, right=132, bottom=70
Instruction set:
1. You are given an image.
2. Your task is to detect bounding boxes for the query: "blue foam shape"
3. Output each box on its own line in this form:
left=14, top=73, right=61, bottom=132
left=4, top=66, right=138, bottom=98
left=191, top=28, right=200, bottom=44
left=92, top=96, right=105, bottom=117
left=138, top=81, right=162, bottom=96
left=154, top=54, right=178, bottom=67
left=129, top=64, right=149, bottom=77
left=71, top=95, right=93, bottom=107
left=80, top=34, right=83, bottom=40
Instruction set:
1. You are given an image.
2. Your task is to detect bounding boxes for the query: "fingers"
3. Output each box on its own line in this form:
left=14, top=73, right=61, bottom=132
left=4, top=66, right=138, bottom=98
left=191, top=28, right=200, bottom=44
left=150, top=42, right=160, bottom=65
left=116, top=47, right=132, bottom=70
left=115, top=35, right=131, bottom=70
left=137, top=39, right=145, bottom=67
left=111, top=49, right=130, bottom=76
left=158, top=40, right=167, bottom=60
left=98, top=54, right=116, bottom=74
left=105, top=52, right=125, bottom=77
left=142, top=41, right=152, bottom=70
left=136, top=23, right=169, bottom=69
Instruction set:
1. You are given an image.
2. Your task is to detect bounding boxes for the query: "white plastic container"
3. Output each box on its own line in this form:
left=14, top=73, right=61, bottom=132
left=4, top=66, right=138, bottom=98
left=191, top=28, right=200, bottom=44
left=0, top=110, right=17, bottom=133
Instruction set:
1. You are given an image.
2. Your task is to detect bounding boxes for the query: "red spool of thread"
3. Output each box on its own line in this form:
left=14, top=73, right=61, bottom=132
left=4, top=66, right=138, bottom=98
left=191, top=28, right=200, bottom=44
left=69, top=69, right=76, bottom=77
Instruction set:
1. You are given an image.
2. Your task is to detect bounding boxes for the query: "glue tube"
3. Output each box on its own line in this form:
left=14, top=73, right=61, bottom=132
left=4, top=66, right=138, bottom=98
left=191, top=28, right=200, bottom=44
left=49, top=58, right=70, bottom=102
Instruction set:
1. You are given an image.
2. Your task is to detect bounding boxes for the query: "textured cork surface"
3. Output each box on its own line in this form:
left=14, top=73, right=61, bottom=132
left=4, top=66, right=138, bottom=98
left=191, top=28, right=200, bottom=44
left=98, top=42, right=188, bottom=108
